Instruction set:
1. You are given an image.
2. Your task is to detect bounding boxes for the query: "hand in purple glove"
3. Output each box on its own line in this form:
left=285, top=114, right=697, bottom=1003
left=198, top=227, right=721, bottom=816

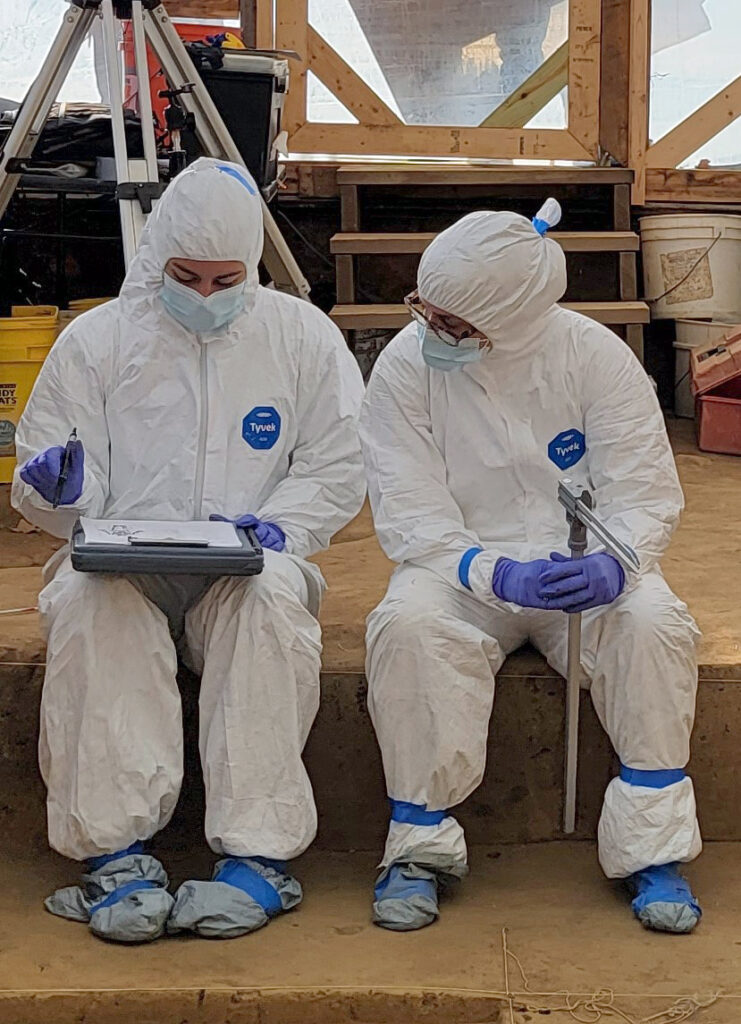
left=210, top=513, right=286, bottom=552
left=493, top=557, right=557, bottom=609
left=19, top=441, right=84, bottom=506
left=538, top=552, right=625, bottom=613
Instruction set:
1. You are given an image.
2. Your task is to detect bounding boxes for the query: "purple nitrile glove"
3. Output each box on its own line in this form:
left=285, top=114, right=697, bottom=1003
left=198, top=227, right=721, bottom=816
left=19, top=441, right=84, bottom=506
left=492, top=557, right=557, bottom=609
left=210, top=513, right=286, bottom=552
left=538, top=552, right=625, bottom=613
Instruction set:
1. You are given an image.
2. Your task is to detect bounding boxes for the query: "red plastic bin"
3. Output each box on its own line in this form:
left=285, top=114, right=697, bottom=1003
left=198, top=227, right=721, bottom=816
left=691, top=329, right=741, bottom=456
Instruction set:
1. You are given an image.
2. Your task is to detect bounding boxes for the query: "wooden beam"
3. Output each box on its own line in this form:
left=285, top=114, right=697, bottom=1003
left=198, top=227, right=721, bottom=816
left=329, top=301, right=650, bottom=330
left=330, top=231, right=640, bottom=255
left=599, top=0, right=630, bottom=164
left=646, top=168, right=741, bottom=204
left=646, top=75, right=741, bottom=169
left=335, top=164, right=633, bottom=185
left=567, top=0, right=602, bottom=157
left=255, top=0, right=273, bottom=48
left=289, top=123, right=593, bottom=160
left=628, top=0, right=651, bottom=203
left=307, top=26, right=402, bottom=126
left=275, top=0, right=308, bottom=135
left=240, top=0, right=255, bottom=45
left=479, top=42, right=568, bottom=129
left=164, top=0, right=237, bottom=15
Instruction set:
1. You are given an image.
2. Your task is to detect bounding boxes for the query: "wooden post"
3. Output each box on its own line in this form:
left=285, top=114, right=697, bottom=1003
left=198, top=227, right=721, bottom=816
left=340, top=184, right=360, bottom=232
left=274, top=0, right=308, bottom=135
left=628, top=0, right=651, bottom=204
left=599, top=0, right=630, bottom=164
left=240, top=0, right=256, bottom=46
left=335, top=255, right=355, bottom=304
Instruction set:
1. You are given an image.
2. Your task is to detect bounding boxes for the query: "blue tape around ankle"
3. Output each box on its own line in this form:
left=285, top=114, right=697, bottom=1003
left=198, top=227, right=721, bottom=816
left=213, top=858, right=283, bottom=917
left=90, top=879, right=158, bottom=914
left=620, top=765, right=685, bottom=789
left=86, top=842, right=145, bottom=872
left=389, top=799, right=446, bottom=827
left=458, top=547, right=483, bottom=590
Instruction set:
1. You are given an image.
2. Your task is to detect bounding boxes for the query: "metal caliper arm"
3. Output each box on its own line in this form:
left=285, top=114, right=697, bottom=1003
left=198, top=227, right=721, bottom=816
left=558, top=479, right=641, bottom=576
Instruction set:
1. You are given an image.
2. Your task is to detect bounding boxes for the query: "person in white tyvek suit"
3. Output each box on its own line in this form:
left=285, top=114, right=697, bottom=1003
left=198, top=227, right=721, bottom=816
left=360, top=203, right=703, bottom=935
left=12, top=158, right=365, bottom=943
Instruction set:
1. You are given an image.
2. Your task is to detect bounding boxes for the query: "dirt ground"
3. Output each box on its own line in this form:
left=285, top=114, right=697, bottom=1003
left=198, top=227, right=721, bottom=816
left=1, top=842, right=739, bottom=1023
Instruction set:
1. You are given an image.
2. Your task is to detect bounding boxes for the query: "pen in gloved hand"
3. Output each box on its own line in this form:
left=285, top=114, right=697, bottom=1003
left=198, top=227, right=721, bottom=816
left=53, top=428, right=78, bottom=509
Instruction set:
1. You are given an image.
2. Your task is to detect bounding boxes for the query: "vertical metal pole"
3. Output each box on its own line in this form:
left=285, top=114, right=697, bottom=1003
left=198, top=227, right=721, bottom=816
left=130, top=0, right=159, bottom=181
left=563, top=491, right=591, bottom=835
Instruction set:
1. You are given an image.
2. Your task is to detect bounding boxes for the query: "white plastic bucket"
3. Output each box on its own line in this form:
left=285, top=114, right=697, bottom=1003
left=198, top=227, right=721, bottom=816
left=640, top=214, right=741, bottom=321
left=673, top=319, right=740, bottom=418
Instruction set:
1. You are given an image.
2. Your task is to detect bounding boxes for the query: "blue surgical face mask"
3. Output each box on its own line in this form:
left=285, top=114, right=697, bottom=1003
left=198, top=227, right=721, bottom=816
left=160, top=273, right=247, bottom=333
left=418, top=322, right=486, bottom=372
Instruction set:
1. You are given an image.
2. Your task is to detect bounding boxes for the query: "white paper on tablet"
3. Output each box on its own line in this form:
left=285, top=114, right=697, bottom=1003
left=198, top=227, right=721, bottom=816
left=79, top=518, right=244, bottom=548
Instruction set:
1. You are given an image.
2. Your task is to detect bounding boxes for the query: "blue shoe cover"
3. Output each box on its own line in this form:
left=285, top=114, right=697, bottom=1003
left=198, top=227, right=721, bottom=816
left=373, top=863, right=439, bottom=932
left=167, top=856, right=302, bottom=939
left=630, top=863, right=701, bottom=934
left=45, top=847, right=173, bottom=944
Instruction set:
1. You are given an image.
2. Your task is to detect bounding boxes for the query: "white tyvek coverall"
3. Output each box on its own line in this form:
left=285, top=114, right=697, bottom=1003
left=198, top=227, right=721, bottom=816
left=12, top=158, right=366, bottom=862
left=360, top=211, right=701, bottom=880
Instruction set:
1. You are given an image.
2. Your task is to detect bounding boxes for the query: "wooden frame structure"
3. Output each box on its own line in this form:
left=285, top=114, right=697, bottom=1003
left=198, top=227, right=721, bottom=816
left=166, top=0, right=741, bottom=205
left=628, top=0, right=741, bottom=205
left=255, top=0, right=603, bottom=161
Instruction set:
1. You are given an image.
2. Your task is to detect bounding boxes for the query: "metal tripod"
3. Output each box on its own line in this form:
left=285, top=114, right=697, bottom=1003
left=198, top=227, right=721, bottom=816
left=0, top=0, right=309, bottom=296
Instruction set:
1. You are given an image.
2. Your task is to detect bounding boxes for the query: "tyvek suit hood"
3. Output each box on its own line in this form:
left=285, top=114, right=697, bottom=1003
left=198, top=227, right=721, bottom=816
left=417, top=210, right=567, bottom=353
left=119, top=157, right=264, bottom=325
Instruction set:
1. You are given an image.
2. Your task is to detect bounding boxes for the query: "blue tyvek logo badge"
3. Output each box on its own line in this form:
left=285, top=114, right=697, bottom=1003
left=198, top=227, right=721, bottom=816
left=548, top=429, right=586, bottom=470
left=243, top=406, right=281, bottom=450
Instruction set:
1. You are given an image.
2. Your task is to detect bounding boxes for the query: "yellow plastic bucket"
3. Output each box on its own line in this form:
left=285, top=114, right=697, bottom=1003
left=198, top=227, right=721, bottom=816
left=0, top=307, right=59, bottom=483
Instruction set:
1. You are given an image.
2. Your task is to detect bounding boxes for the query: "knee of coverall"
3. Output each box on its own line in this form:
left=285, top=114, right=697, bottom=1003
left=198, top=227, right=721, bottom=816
left=587, top=576, right=700, bottom=771
left=38, top=562, right=165, bottom=640
left=368, top=589, right=501, bottom=673
left=185, top=549, right=324, bottom=672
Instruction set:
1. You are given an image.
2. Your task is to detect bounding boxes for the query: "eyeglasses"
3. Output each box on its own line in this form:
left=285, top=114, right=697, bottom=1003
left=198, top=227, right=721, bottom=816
left=404, top=289, right=482, bottom=347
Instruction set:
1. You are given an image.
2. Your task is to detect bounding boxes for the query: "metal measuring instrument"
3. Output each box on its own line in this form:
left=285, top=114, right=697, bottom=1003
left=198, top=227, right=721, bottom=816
left=558, top=478, right=641, bottom=834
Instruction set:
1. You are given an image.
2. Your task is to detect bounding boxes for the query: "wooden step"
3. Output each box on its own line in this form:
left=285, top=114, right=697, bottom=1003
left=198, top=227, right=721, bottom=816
left=330, top=301, right=650, bottom=330
left=331, top=231, right=640, bottom=255
left=336, top=163, right=634, bottom=186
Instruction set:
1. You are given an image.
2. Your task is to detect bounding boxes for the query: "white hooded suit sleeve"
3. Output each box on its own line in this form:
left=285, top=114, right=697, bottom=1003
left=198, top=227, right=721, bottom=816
left=11, top=318, right=111, bottom=539
left=360, top=341, right=486, bottom=588
left=583, top=330, right=683, bottom=576
left=256, top=314, right=366, bottom=558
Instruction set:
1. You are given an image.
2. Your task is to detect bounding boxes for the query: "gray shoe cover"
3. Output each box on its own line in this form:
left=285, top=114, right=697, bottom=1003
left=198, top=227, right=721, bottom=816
left=373, top=863, right=439, bottom=932
left=635, top=901, right=700, bottom=934
left=630, top=863, right=701, bottom=934
left=45, top=853, right=174, bottom=943
left=167, top=857, right=303, bottom=939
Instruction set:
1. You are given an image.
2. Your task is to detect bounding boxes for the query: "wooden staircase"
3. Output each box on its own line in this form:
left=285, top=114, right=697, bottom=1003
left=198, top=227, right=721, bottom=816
left=328, top=164, right=649, bottom=360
